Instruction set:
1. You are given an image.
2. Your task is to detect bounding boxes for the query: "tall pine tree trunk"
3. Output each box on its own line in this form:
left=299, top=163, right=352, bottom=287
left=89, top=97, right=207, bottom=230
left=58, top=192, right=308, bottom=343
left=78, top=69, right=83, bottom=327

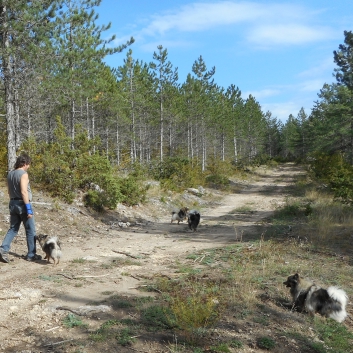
left=160, top=99, right=164, bottom=161
left=2, top=4, right=16, bottom=171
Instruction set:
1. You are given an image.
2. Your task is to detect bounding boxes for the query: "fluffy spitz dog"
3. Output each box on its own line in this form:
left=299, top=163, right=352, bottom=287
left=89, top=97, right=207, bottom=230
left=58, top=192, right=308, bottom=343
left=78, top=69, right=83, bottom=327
left=36, top=234, right=62, bottom=265
left=283, top=273, right=348, bottom=323
left=188, top=210, right=200, bottom=231
left=171, top=207, right=189, bottom=224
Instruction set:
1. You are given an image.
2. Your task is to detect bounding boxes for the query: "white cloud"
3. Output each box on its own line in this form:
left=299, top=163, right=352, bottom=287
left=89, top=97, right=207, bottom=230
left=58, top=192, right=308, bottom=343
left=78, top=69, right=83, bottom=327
left=112, top=1, right=341, bottom=51
left=243, top=88, right=280, bottom=99
left=149, top=2, right=309, bottom=34
left=299, top=79, right=327, bottom=92
left=134, top=1, right=334, bottom=47
left=248, top=25, right=335, bottom=45
left=298, top=57, right=335, bottom=78
left=262, top=101, right=305, bottom=122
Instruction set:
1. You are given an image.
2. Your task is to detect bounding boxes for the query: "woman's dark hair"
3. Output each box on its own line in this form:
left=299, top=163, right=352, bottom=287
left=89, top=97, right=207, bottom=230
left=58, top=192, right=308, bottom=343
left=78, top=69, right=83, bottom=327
left=14, top=154, right=31, bottom=169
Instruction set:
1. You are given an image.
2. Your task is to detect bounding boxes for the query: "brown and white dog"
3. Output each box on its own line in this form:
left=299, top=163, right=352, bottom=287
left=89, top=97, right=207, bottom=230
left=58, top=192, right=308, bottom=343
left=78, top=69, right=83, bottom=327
left=171, top=207, right=189, bottom=224
left=36, top=234, right=62, bottom=265
left=283, top=273, right=348, bottom=323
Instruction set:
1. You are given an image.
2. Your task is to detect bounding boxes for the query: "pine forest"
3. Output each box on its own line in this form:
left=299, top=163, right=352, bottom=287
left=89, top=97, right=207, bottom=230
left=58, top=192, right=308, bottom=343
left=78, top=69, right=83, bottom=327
left=2, top=1, right=353, bottom=207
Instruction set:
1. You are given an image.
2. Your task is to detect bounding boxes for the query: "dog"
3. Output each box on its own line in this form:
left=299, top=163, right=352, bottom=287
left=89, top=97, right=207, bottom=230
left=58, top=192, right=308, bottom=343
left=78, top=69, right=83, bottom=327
left=188, top=210, right=200, bottom=231
left=36, top=234, right=62, bottom=265
left=171, top=207, right=189, bottom=224
left=283, top=273, right=348, bottom=323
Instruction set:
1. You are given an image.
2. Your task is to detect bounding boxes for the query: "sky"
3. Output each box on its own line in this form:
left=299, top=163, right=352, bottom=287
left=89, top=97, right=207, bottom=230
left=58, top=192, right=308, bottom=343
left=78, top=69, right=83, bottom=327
left=95, top=0, right=353, bottom=123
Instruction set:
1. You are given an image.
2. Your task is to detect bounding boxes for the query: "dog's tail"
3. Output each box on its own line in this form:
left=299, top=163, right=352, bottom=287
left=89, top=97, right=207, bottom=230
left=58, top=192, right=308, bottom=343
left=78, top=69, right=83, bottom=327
left=327, top=286, right=348, bottom=322
left=46, top=236, right=62, bottom=260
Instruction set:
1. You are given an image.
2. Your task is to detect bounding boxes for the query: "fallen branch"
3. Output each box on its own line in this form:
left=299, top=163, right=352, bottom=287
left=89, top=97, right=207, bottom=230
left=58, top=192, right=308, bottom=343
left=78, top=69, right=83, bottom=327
left=75, top=274, right=109, bottom=278
left=56, top=273, right=74, bottom=280
left=112, top=250, right=139, bottom=259
left=129, top=274, right=141, bottom=281
left=56, top=306, right=82, bottom=315
left=44, top=339, right=74, bottom=347
left=45, top=326, right=60, bottom=332
left=0, top=296, right=21, bottom=300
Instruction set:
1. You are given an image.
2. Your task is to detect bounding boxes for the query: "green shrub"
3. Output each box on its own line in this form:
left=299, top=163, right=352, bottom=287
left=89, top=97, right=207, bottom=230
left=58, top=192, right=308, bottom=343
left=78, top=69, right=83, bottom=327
left=119, top=176, right=148, bottom=206
left=116, top=327, right=136, bottom=346
left=151, top=157, right=205, bottom=191
left=309, top=152, right=353, bottom=203
left=168, top=287, right=222, bottom=336
left=209, top=343, right=230, bottom=352
left=63, top=313, right=87, bottom=328
left=141, top=305, right=176, bottom=330
left=84, top=190, right=104, bottom=211
left=205, top=174, right=229, bottom=189
left=257, top=336, right=276, bottom=350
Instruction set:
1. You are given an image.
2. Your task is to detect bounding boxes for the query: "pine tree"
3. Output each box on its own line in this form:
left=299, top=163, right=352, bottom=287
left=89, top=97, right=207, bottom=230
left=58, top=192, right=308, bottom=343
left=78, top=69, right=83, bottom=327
left=0, top=0, right=59, bottom=171
left=150, top=45, right=178, bottom=161
left=333, top=30, right=353, bottom=163
left=49, top=0, right=134, bottom=140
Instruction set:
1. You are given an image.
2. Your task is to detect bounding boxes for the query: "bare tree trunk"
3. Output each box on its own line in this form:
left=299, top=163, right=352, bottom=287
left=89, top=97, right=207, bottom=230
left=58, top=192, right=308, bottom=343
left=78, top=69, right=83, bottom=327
left=14, top=88, right=20, bottom=151
left=221, top=131, right=225, bottom=161
left=86, top=97, right=90, bottom=138
left=2, top=4, right=16, bottom=171
left=233, top=135, right=238, bottom=163
left=160, top=99, right=163, bottom=161
left=92, top=107, right=96, bottom=153
left=116, top=118, right=120, bottom=165
left=27, top=102, right=31, bottom=135
left=105, top=126, right=109, bottom=157
left=71, top=100, right=75, bottom=140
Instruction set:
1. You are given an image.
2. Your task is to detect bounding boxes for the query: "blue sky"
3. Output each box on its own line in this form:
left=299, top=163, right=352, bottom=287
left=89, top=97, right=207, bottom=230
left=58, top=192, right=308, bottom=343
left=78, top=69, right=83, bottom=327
left=96, top=0, right=353, bottom=123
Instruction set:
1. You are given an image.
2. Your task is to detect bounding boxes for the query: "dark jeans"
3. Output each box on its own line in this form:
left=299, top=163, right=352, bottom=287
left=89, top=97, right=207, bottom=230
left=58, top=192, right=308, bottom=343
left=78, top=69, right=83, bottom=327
left=0, top=200, right=37, bottom=257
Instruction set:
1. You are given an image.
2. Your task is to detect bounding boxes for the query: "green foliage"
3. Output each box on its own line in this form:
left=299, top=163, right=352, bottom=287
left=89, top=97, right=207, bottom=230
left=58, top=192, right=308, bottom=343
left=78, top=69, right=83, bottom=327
left=165, top=283, right=223, bottom=341
left=116, top=327, right=136, bottom=346
left=310, top=152, right=353, bottom=202
left=209, top=343, right=230, bottom=352
left=205, top=174, right=229, bottom=188
left=257, top=336, right=276, bottom=350
left=118, top=176, right=148, bottom=206
left=63, top=314, right=87, bottom=328
left=229, top=339, right=243, bottom=348
left=23, top=118, right=144, bottom=209
left=90, top=319, right=119, bottom=342
left=315, top=319, right=353, bottom=353
left=141, top=305, right=177, bottom=330
left=151, top=157, right=205, bottom=191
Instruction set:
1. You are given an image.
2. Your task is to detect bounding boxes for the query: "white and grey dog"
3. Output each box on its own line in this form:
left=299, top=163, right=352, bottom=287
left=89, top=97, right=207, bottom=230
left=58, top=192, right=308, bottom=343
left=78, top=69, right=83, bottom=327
left=284, top=273, right=348, bottom=323
left=171, top=207, right=189, bottom=224
left=36, top=234, right=62, bottom=265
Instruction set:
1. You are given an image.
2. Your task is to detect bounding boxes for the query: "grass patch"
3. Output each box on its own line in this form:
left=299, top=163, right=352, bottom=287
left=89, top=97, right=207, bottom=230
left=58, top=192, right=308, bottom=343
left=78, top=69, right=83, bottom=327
left=141, top=305, right=177, bottom=330
left=257, top=336, right=276, bottom=350
left=71, top=258, right=86, bottom=264
left=63, top=314, right=88, bottom=329
left=230, top=205, right=253, bottom=213
left=315, top=318, right=353, bottom=353
left=38, top=275, right=62, bottom=283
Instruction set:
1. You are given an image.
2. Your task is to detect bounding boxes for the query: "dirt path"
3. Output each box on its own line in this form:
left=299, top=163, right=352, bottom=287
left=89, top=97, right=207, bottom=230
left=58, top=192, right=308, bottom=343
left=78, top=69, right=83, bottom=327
left=0, top=163, right=304, bottom=352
